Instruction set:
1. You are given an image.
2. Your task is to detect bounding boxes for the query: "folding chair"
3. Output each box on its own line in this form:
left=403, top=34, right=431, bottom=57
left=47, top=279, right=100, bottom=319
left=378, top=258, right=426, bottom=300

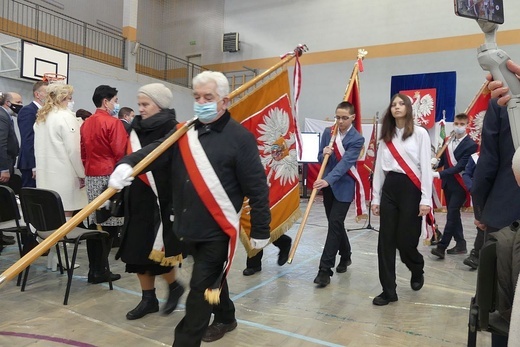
left=0, top=185, right=29, bottom=286
left=467, top=241, right=510, bottom=346
left=19, top=187, right=113, bottom=305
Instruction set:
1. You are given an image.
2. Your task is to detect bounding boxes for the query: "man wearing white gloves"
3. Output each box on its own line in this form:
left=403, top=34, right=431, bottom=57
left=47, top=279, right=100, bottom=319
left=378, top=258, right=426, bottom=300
left=108, top=71, right=271, bottom=347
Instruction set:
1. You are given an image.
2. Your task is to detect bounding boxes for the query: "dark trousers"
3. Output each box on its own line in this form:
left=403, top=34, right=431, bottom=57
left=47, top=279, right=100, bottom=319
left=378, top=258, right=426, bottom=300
left=319, top=187, right=351, bottom=272
left=86, top=225, right=118, bottom=273
left=20, top=169, right=36, bottom=188
left=246, top=234, right=291, bottom=268
left=378, top=172, right=424, bottom=297
left=473, top=227, right=486, bottom=254
left=438, top=181, right=467, bottom=250
left=174, top=240, right=235, bottom=347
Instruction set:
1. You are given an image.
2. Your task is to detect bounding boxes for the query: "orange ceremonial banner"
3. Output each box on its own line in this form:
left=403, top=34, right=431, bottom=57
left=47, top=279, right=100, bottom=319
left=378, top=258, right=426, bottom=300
left=229, top=70, right=301, bottom=257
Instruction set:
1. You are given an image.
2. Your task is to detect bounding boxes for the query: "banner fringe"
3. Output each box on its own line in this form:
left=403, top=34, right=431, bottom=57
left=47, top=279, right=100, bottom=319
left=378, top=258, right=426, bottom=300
left=241, top=207, right=302, bottom=258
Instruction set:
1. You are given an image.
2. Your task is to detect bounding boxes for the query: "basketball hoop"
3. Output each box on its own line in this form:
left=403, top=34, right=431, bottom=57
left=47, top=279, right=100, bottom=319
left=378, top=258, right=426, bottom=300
left=42, top=73, right=67, bottom=84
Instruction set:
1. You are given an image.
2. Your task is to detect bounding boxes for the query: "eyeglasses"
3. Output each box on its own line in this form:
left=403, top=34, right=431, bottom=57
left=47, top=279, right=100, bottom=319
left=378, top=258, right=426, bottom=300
left=334, top=116, right=351, bottom=121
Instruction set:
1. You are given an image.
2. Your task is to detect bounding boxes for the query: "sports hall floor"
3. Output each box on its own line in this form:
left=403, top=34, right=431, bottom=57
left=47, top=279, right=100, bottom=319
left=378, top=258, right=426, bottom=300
left=0, top=195, right=490, bottom=347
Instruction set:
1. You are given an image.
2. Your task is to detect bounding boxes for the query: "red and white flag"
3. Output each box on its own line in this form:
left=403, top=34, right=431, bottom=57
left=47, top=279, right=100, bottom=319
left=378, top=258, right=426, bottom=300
left=466, top=81, right=491, bottom=146
left=400, top=88, right=436, bottom=129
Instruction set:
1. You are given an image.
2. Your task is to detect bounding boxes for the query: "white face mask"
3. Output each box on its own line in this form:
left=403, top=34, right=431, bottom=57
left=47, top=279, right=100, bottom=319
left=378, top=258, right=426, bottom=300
left=454, top=125, right=466, bottom=135
left=67, top=101, right=74, bottom=111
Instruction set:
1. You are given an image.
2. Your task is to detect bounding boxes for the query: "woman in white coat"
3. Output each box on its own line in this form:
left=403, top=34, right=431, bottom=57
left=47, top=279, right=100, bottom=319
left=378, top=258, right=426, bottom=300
left=34, top=83, right=87, bottom=215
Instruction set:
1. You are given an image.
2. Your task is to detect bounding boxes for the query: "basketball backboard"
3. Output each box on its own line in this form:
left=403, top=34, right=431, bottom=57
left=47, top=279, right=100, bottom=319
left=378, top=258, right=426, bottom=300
left=20, top=40, right=69, bottom=83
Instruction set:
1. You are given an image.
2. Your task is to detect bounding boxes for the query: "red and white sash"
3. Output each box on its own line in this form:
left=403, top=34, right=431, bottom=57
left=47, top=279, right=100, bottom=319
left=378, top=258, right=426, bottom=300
left=445, top=140, right=468, bottom=191
left=385, top=138, right=435, bottom=238
left=177, top=124, right=240, bottom=299
left=128, top=130, right=166, bottom=262
left=333, top=134, right=367, bottom=220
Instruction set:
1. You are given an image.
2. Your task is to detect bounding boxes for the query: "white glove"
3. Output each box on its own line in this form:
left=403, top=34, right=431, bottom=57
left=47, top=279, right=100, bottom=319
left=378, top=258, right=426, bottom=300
left=108, top=164, right=134, bottom=190
left=250, top=237, right=270, bottom=250
left=431, top=157, right=440, bottom=167
left=432, top=171, right=440, bottom=179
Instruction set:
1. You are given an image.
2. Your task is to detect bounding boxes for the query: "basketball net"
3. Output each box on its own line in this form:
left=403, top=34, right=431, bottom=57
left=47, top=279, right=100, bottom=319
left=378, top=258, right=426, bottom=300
left=42, top=73, right=67, bottom=84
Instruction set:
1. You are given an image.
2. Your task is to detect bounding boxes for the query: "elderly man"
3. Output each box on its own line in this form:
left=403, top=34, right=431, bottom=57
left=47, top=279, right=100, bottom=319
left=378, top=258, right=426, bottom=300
left=109, top=71, right=271, bottom=347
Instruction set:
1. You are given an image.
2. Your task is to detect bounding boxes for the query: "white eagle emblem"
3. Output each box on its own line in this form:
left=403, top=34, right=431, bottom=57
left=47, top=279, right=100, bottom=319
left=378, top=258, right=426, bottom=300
left=411, top=91, right=434, bottom=126
left=257, top=107, right=299, bottom=186
left=468, top=110, right=486, bottom=144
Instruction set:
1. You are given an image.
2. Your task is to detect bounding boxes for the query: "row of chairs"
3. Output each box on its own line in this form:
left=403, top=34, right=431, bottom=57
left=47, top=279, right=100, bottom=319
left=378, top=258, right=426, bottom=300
left=0, top=184, right=113, bottom=305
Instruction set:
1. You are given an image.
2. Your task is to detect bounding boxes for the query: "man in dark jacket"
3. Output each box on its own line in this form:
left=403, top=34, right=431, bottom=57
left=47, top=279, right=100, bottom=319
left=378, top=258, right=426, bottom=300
left=17, top=81, right=47, bottom=188
left=109, top=71, right=271, bottom=347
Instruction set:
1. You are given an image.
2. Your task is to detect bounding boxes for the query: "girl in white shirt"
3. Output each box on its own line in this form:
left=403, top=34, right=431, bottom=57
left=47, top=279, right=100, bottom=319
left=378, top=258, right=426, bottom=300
left=371, top=93, right=432, bottom=306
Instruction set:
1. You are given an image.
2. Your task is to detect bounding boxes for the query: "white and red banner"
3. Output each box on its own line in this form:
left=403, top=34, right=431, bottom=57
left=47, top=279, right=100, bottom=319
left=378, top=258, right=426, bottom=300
left=400, top=88, right=436, bottom=129
left=229, top=70, right=301, bottom=256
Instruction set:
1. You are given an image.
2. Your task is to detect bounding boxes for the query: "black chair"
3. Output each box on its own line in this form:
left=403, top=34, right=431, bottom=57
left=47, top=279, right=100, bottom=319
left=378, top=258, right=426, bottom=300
left=19, top=187, right=113, bottom=305
left=467, top=241, right=510, bottom=346
left=0, top=185, right=29, bottom=286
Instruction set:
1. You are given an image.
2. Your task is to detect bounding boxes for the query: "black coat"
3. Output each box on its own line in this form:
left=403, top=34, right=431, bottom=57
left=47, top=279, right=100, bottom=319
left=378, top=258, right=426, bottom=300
left=116, top=109, right=181, bottom=265
left=119, top=111, right=271, bottom=242
left=472, top=99, right=520, bottom=230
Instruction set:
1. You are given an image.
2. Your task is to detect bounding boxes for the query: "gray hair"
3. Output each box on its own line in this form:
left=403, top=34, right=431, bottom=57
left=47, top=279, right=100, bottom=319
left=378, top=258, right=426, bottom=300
left=192, top=71, right=229, bottom=99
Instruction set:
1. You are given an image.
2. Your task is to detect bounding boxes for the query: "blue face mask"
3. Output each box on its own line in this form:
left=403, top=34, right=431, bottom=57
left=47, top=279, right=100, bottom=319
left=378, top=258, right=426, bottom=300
left=194, top=101, right=218, bottom=123
left=112, top=103, right=121, bottom=117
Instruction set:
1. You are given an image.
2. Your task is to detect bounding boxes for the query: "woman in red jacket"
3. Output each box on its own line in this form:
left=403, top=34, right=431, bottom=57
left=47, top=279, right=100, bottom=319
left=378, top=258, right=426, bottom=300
left=80, top=85, right=128, bottom=284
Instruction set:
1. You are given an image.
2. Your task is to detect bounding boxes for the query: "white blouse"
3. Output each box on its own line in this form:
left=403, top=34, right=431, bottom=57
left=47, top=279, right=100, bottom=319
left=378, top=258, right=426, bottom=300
left=372, top=126, right=432, bottom=207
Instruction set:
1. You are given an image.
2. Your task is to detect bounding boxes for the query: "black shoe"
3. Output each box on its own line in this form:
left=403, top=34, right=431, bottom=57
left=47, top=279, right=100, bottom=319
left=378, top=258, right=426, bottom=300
left=202, top=320, right=238, bottom=342
left=447, top=246, right=467, bottom=255
left=3, top=235, right=14, bottom=240
left=313, top=269, right=331, bottom=287
left=336, top=258, right=352, bottom=273
left=372, top=292, right=398, bottom=306
left=242, top=267, right=261, bottom=276
left=277, top=242, right=291, bottom=266
left=1, top=236, right=15, bottom=245
left=463, top=250, right=479, bottom=270
left=88, top=271, right=121, bottom=284
left=431, top=247, right=445, bottom=259
left=126, top=297, right=159, bottom=320
left=430, top=229, right=442, bottom=246
left=410, top=273, right=424, bottom=291
left=162, top=281, right=185, bottom=315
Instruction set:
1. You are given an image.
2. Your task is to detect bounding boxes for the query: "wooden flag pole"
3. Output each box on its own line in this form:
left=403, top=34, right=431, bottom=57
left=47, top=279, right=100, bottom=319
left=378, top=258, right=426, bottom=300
left=0, top=118, right=197, bottom=288
left=464, top=81, right=490, bottom=115
left=0, top=44, right=309, bottom=288
left=288, top=50, right=366, bottom=264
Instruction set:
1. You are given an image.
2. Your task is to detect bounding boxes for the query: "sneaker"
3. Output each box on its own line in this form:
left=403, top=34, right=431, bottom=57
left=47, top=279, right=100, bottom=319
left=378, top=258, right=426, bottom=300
left=313, top=269, right=331, bottom=287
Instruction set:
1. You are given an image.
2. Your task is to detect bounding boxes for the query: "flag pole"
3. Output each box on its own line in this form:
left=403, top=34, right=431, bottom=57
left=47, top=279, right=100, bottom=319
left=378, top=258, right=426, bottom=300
left=0, top=44, right=309, bottom=288
left=288, top=49, right=367, bottom=264
left=0, top=118, right=197, bottom=288
left=229, top=44, right=308, bottom=103
left=464, top=81, right=490, bottom=115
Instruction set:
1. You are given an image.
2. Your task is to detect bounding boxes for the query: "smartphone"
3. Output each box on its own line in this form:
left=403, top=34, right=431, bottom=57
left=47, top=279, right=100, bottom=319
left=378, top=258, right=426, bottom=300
left=454, top=0, right=504, bottom=24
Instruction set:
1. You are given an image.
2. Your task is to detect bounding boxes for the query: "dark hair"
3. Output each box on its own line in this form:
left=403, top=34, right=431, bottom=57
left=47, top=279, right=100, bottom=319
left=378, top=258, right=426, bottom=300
left=380, top=93, right=415, bottom=142
left=336, top=101, right=355, bottom=115
left=76, top=108, right=92, bottom=121
left=33, top=81, right=48, bottom=93
left=118, top=106, right=133, bottom=119
left=92, top=85, right=118, bottom=108
left=454, top=113, right=469, bottom=122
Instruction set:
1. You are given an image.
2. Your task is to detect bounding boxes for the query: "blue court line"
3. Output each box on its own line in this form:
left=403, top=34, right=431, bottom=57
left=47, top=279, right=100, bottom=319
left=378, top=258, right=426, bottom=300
left=2, top=230, right=369, bottom=347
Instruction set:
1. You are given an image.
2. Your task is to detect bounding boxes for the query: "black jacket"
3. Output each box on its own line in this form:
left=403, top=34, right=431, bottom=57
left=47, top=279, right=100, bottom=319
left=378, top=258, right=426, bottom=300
left=119, top=111, right=271, bottom=242
left=117, top=109, right=180, bottom=263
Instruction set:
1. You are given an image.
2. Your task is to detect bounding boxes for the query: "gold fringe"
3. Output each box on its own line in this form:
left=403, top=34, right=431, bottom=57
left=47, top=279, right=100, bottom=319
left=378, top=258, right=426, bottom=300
left=423, top=239, right=431, bottom=246
left=240, top=208, right=302, bottom=258
left=204, top=288, right=221, bottom=304
left=355, top=214, right=368, bottom=223
left=148, top=249, right=183, bottom=267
